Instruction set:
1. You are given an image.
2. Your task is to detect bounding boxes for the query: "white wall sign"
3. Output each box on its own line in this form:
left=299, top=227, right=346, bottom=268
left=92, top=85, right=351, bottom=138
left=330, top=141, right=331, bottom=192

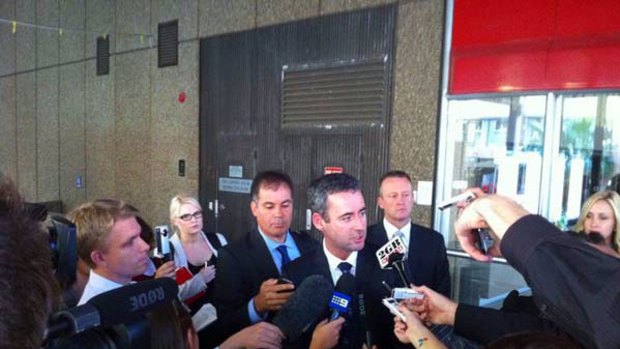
left=219, top=177, right=252, bottom=194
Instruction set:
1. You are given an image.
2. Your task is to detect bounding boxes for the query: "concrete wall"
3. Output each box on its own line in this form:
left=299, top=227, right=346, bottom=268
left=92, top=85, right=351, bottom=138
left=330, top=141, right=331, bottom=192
left=0, top=0, right=444, bottom=227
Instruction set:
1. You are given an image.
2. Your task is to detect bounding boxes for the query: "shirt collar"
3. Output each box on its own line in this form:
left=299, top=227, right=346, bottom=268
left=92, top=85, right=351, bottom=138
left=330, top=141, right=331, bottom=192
left=89, top=269, right=127, bottom=290
left=322, top=239, right=357, bottom=284
left=257, top=227, right=292, bottom=252
left=383, top=218, right=411, bottom=242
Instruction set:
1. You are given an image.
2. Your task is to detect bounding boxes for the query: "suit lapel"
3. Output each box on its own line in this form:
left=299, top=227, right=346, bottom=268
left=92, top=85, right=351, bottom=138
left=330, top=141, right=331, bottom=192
left=366, top=224, right=389, bottom=248
left=248, top=229, right=280, bottom=277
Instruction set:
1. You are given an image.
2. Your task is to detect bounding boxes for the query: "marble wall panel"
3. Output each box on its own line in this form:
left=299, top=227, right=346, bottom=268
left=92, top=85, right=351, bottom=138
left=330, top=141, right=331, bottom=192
left=391, top=1, right=444, bottom=227
left=152, top=0, right=198, bottom=41
left=59, top=0, right=85, bottom=63
left=59, top=62, right=86, bottom=212
left=16, top=72, right=37, bottom=201
left=85, top=58, right=116, bottom=200
left=149, top=42, right=199, bottom=224
left=85, top=0, right=116, bottom=58
left=16, top=0, right=36, bottom=72
left=36, top=0, right=59, bottom=68
left=36, top=67, right=60, bottom=201
left=0, top=77, right=17, bottom=179
left=115, top=50, right=152, bottom=218
left=0, top=1, right=16, bottom=76
left=199, top=0, right=256, bottom=37
left=256, top=0, right=319, bottom=27
left=116, top=0, right=152, bottom=53
left=320, top=0, right=394, bottom=15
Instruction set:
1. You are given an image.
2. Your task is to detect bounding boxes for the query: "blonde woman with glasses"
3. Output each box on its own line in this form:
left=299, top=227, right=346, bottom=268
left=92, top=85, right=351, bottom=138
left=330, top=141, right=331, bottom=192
left=164, top=195, right=228, bottom=310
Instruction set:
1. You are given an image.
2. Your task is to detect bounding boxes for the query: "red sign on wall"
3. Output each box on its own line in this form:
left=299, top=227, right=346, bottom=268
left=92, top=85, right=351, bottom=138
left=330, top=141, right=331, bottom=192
left=324, top=166, right=344, bottom=175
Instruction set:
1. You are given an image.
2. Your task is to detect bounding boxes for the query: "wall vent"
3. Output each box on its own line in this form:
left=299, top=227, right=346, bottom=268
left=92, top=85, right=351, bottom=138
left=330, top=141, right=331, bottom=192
left=158, top=20, right=178, bottom=68
left=282, top=58, right=387, bottom=128
left=96, top=36, right=110, bottom=76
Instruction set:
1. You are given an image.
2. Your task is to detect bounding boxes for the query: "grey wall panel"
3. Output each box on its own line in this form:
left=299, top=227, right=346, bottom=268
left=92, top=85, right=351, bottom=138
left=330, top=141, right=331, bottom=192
left=36, top=0, right=59, bottom=68
left=391, top=1, right=444, bottom=226
left=320, top=0, right=394, bottom=15
left=0, top=1, right=15, bottom=76
left=116, top=0, right=151, bottom=53
left=0, top=77, right=17, bottom=179
left=115, top=50, right=152, bottom=218
left=59, top=62, right=86, bottom=212
left=256, top=0, right=319, bottom=27
left=86, top=0, right=116, bottom=58
left=199, top=0, right=256, bottom=38
left=16, top=0, right=36, bottom=72
left=36, top=67, right=60, bottom=201
left=152, top=0, right=198, bottom=42
left=16, top=72, right=37, bottom=201
left=149, top=41, right=199, bottom=225
left=85, top=58, right=116, bottom=200
left=59, top=0, right=86, bottom=64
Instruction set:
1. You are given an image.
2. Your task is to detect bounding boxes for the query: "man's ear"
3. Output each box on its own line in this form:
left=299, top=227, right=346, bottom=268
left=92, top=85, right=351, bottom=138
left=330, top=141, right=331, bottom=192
left=377, top=195, right=385, bottom=210
left=312, top=212, right=326, bottom=231
left=250, top=200, right=258, bottom=217
left=91, top=249, right=106, bottom=268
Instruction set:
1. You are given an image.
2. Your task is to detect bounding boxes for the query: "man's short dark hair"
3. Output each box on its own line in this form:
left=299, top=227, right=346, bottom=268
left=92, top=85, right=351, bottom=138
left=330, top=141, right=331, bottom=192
left=0, top=175, right=57, bottom=349
left=307, top=173, right=360, bottom=220
left=250, top=170, right=294, bottom=201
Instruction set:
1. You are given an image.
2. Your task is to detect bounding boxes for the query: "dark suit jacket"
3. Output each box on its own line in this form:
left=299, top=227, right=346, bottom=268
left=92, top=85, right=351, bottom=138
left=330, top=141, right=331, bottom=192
left=213, top=229, right=318, bottom=340
left=366, top=222, right=451, bottom=297
left=454, top=293, right=562, bottom=345
left=282, top=244, right=406, bottom=349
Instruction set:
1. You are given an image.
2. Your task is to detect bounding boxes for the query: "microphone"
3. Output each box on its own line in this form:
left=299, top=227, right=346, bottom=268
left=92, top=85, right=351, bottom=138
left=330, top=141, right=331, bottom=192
left=388, top=252, right=410, bottom=287
left=375, top=235, right=408, bottom=269
left=272, top=275, right=334, bottom=342
left=46, top=278, right=179, bottom=339
left=329, top=273, right=355, bottom=321
left=358, top=293, right=373, bottom=348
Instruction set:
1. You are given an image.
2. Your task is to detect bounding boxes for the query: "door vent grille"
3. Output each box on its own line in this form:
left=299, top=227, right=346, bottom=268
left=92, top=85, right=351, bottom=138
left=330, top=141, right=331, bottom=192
left=282, top=58, right=387, bottom=128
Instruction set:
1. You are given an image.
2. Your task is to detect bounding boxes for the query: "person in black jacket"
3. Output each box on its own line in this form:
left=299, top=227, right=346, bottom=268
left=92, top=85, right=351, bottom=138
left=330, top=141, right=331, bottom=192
left=214, top=171, right=318, bottom=341
left=451, top=189, right=620, bottom=349
left=367, top=171, right=450, bottom=296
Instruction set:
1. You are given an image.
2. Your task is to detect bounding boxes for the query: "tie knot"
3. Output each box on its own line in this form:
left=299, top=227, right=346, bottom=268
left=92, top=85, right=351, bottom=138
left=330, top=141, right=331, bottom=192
left=338, top=262, right=353, bottom=274
left=394, top=230, right=405, bottom=240
left=276, top=245, right=291, bottom=266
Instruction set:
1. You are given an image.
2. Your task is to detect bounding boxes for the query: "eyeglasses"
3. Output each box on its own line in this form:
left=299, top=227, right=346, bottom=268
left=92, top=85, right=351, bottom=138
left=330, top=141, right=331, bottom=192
left=178, top=211, right=202, bottom=221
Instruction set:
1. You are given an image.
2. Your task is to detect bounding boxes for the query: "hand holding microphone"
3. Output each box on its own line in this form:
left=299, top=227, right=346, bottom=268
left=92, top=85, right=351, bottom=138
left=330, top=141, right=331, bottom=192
left=309, top=318, right=345, bottom=349
left=404, top=285, right=457, bottom=327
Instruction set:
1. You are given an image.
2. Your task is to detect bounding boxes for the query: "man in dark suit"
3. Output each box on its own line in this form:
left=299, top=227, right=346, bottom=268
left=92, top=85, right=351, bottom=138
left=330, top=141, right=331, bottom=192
left=283, top=173, right=402, bottom=349
left=366, top=170, right=451, bottom=297
left=213, top=170, right=318, bottom=340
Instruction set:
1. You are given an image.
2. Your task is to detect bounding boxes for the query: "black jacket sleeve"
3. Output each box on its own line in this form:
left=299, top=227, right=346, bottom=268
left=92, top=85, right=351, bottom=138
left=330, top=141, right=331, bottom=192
left=501, top=215, right=620, bottom=349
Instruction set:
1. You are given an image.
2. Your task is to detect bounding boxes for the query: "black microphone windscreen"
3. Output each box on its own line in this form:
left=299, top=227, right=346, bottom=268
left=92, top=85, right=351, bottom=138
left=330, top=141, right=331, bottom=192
left=87, top=278, right=179, bottom=327
left=388, top=252, right=404, bottom=265
left=272, top=275, right=334, bottom=342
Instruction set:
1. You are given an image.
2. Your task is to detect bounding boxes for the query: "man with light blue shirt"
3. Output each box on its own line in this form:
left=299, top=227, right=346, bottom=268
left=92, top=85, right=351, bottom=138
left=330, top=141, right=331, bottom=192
left=213, top=171, right=318, bottom=340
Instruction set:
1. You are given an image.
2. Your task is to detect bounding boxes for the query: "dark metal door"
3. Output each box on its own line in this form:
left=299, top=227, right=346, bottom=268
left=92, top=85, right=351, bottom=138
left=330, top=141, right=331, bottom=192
left=200, top=5, right=396, bottom=241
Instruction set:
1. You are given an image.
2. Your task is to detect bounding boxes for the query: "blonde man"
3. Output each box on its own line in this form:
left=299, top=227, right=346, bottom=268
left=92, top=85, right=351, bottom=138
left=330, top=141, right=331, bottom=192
left=74, top=199, right=150, bottom=304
